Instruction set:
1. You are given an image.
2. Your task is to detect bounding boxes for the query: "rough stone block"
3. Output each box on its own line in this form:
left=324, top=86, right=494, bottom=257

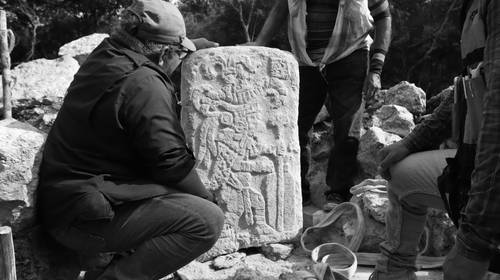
left=358, top=127, right=401, bottom=177
left=180, top=46, right=302, bottom=258
left=0, top=119, right=46, bottom=231
left=0, top=56, right=79, bottom=106
left=382, top=81, right=427, bottom=115
left=58, top=33, right=109, bottom=64
left=372, top=104, right=415, bottom=137
left=261, top=243, right=294, bottom=261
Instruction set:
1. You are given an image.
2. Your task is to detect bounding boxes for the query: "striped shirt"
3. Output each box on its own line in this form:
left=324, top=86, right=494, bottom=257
left=300, top=0, right=391, bottom=64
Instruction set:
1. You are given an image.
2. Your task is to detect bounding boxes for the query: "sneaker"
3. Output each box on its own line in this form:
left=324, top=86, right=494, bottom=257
left=322, top=192, right=346, bottom=211
left=368, top=269, right=417, bottom=280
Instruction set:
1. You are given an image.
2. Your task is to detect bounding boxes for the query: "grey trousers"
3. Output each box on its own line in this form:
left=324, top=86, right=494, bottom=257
left=50, top=193, right=224, bottom=280
left=376, top=149, right=456, bottom=272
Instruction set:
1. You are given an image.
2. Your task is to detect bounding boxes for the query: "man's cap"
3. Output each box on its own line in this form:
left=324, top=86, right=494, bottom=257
left=127, top=0, right=196, bottom=52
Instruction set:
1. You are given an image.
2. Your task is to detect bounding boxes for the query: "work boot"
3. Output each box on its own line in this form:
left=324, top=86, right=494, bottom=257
left=374, top=191, right=428, bottom=279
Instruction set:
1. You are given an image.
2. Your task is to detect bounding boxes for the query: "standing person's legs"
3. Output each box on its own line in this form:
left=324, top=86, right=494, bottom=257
left=323, top=49, right=367, bottom=202
left=298, top=66, right=328, bottom=203
left=50, top=193, right=224, bottom=280
left=372, top=149, right=456, bottom=280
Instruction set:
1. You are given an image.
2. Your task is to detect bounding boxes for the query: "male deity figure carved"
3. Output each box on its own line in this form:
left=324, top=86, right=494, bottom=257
left=181, top=47, right=301, bottom=251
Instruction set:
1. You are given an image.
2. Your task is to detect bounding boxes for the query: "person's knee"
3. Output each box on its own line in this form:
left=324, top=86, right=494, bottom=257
left=203, top=202, right=224, bottom=244
left=388, top=157, right=417, bottom=196
left=187, top=199, right=224, bottom=246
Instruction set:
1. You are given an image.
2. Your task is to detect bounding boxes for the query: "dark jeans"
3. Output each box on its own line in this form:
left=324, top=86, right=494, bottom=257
left=49, top=193, right=224, bottom=280
left=299, top=49, right=368, bottom=199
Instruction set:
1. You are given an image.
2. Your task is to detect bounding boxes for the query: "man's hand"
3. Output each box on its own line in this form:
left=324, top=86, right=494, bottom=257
left=443, top=243, right=489, bottom=280
left=377, top=141, right=411, bottom=180
left=363, top=72, right=381, bottom=102
left=191, top=38, right=219, bottom=50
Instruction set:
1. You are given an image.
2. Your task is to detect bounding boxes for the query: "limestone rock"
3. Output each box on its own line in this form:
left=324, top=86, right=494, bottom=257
left=307, top=124, right=333, bottom=208
left=426, top=209, right=456, bottom=256
left=358, top=127, right=401, bottom=177
left=212, top=252, right=246, bottom=270
left=382, top=81, right=426, bottom=115
left=176, top=254, right=296, bottom=280
left=231, top=267, right=275, bottom=280
left=12, top=98, right=61, bottom=133
left=372, top=105, right=415, bottom=137
left=58, top=33, right=109, bottom=64
left=0, top=119, right=46, bottom=231
left=426, top=86, right=453, bottom=114
left=180, top=46, right=302, bottom=259
left=361, top=191, right=389, bottom=224
left=1, top=56, right=79, bottom=105
left=261, top=243, right=294, bottom=261
left=349, top=179, right=388, bottom=252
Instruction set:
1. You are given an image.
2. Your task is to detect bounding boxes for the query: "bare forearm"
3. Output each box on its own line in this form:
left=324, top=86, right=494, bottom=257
left=254, top=0, right=288, bottom=46
left=370, top=16, right=392, bottom=74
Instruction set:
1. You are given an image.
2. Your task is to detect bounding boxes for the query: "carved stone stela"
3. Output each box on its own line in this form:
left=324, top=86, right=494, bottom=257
left=181, top=47, right=302, bottom=256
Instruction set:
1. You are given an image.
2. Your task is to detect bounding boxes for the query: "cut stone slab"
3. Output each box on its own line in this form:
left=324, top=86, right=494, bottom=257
left=181, top=46, right=302, bottom=259
left=0, top=119, right=46, bottom=231
left=58, top=33, right=109, bottom=64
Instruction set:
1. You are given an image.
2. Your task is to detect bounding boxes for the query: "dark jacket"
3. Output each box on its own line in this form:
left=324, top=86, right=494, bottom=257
left=38, top=35, right=196, bottom=229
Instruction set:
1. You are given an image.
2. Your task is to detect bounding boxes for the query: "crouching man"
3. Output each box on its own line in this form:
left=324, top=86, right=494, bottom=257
left=36, top=0, right=224, bottom=279
left=370, top=0, right=500, bottom=279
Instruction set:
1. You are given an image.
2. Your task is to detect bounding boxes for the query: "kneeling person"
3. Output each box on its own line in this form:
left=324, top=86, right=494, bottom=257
left=370, top=0, right=500, bottom=279
left=37, top=1, right=224, bottom=279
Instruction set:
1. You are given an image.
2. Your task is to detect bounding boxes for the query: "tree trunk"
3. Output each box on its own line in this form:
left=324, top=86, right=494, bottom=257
left=0, top=226, right=17, bottom=280
left=1, top=10, right=13, bottom=120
